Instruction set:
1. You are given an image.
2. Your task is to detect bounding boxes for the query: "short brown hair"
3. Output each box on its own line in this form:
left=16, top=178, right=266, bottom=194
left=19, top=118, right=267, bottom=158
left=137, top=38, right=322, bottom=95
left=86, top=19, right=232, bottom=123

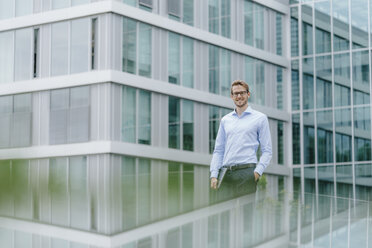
left=230, top=80, right=249, bottom=95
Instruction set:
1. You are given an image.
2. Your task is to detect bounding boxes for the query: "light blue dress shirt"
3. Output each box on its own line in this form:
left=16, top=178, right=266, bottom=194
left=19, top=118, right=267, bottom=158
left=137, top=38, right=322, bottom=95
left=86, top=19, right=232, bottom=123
left=210, top=106, right=272, bottom=178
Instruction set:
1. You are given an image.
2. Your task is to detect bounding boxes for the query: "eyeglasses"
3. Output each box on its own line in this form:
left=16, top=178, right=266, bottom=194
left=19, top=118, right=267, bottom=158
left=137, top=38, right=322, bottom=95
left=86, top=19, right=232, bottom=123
left=232, top=91, right=248, bottom=97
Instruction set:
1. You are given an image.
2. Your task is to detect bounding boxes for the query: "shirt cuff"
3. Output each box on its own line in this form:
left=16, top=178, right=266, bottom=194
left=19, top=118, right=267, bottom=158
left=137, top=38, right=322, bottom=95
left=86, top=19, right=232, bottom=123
left=210, top=170, right=219, bottom=178
left=254, top=164, right=265, bottom=176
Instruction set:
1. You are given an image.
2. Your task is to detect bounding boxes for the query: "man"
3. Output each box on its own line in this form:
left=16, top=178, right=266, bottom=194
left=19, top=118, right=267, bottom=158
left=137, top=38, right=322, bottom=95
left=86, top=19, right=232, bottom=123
left=210, top=80, right=272, bottom=197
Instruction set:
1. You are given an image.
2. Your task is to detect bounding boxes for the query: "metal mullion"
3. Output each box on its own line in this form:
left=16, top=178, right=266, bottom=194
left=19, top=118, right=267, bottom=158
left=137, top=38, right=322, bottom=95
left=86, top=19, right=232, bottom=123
left=86, top=156, right=92, bottom=231
left=180, top=99, right=184, bottom=150
left=218, top=0, right=221, bottom=36
left=135, top=158, right=139, bottom=226
left=88, top=18, right=93, bottom=71
left=180, top=35, right=183, bottom=87
left=136, top=89, right=139, bottom=144
left=27, top=27, right=33, bottom=80
left=119, top=86, right=123, bottom=142
left=348, top=0, right=356, bottom=202
left=180, top=164, right=183, bottom=213
left=298, top=2, right=305, bottom=203
left=368, top=0, right=372, bottom=205
left=68, top=21, right=71, bottom=75
left=13, top=0, right=16, bottom=17
left=311, top=1, right=319, bottom=202
left=330, top=0, right=337, bottom=199
left=9, top=160, right=15, bottom=216
left=11, top=31, right=15, bottom=84
left=28, top=160, right=32, bottom=218
left=367, top=200, right=370, bottom=247
left=329, top=196, right=333, bottom=247
left=347, top=198, right=351, bottom=248
left=136, top=21, right=139, bottom=75
left=67, top=157, right=71, bottom=227
left=181, top=0, right=184, bottom=24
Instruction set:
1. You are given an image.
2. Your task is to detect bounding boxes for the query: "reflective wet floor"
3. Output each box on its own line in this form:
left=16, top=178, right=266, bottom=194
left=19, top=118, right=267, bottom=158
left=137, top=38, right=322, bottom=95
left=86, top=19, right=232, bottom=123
left=0, top=157, right=371, bottom=247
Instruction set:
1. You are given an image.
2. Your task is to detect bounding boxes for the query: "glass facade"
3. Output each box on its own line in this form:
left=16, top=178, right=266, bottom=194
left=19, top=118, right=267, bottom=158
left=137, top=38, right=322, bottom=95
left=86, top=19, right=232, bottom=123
left=291, top=0, right=372, bottom=202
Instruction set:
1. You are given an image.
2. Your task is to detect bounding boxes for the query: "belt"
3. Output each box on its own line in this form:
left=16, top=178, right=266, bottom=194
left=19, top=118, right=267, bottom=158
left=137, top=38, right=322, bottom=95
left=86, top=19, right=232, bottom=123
left=222, top=163, right=256, bottom=171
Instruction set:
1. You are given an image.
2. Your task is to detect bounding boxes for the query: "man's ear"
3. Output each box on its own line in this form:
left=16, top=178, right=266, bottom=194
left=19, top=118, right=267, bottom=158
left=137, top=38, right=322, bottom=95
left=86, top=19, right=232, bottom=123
left=247, top=92, right=250, bottom=98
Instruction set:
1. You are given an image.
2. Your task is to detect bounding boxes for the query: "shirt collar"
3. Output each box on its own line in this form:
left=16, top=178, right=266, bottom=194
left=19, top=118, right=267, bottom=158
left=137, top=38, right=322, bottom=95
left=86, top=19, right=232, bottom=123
left=232, top=105, right=253, bottom=116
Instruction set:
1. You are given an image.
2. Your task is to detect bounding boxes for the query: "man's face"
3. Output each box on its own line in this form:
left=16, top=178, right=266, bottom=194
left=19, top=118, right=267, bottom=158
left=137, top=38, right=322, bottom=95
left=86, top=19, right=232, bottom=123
left=231, top=85, right=250, bottom=108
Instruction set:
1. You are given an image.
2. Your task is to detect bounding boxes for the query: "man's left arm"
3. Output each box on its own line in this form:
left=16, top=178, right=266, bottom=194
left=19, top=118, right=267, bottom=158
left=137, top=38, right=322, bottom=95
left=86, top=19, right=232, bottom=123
left=254, top=116, right=272, bottom=177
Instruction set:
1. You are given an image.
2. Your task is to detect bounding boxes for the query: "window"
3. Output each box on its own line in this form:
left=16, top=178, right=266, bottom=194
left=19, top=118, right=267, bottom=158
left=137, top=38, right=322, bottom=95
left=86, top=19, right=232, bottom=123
left=139, top=23, right=152, bottom=77
left=168, top=0, right=194, bottom=25
left=276, top=13, right=283, bottom=56
left=317, top=110, right=333, bottom=163
left=0, top=0, right=33, bottom=19
left=52, top=0, right=90, bottom=9
left=353, top=51, right=370, bottom=89
left=52, top=0, right=70, bottom=9
left=302, top=58, right=314, bottom=110
left=122, top=17, right=137, bottom=74
left=0, top=31, right=14, bottom=84
left=334, top=84, right=350, bottom=107
left=168, top=162, right=194, bottom=216
left=33, top=28, right=40, bottom=78
left=50, top=86, right=90, bottom=145
left=51, top=19, right=90, bottom=76
left=49, top=156, right=89, bottom=229
left=316, top=78, right=332, bottom=108
left=0, top=94, right=32, bottom=148
left=303, top=112, right=315, bottom=164
left=121, top=156, right=151, bottom=230
left=91, top=18, right=97, bottom=70
left=209, top=105, right=231, bottom=154
left=291, top=60, right=300, bottom=110
left=168, top=32, right=194, bottom=88
left=166, top=224, right=193, bottom=248
left=277, top=68, right=283, bottom=109
left=332, top=0, right=349, bottom=52
left=8, top=160, right=32, bottom=219
left=71, top=19, right=90, bottom=74
left=208, top=0, right=230, bottom=38
left=0, top=27, right=40, bottom=83
left=122, top=17, right=152, bottom=78
left=290, top=7, right=299, bottom=57
left=15, top=28, right=33, bottom=81
left=139, top=0, right=152, bottom=10
left=209, top=45, right=231, bottom=96
left=168, top=97, right=194, bottom=151
left=302, top=4, right=313, bottom=56
left=277, top=121, right=284, bottom=165
left=244, top=1, right=265, bottom=49
left=315, top=1, right=331, bottom=54
left=122, top=86, right=151, bottom=145
left=123, top=0, right=153, bottom=11
left=0, top=1, right=14, bottom=20
left=245, top=57, right=265, bottom=105
left=335, top=108, right=352, bottom=162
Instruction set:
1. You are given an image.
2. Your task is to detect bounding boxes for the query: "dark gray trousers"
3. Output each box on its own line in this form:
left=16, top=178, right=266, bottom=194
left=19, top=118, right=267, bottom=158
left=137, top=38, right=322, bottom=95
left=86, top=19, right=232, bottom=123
left=210, top=167, right=257, bottom=204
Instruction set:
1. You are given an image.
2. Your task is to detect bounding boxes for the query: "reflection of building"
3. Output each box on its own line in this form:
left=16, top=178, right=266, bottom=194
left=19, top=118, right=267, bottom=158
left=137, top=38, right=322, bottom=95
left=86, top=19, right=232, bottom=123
left=0, top=157, right=290, bottom=247
left=290, top=0, right=372, bottom=209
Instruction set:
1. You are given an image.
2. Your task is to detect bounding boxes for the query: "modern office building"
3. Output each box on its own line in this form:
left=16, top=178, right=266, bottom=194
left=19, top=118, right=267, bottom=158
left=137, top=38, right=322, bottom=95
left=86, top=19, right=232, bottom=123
left=0, top=0, right=371, bottom=247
